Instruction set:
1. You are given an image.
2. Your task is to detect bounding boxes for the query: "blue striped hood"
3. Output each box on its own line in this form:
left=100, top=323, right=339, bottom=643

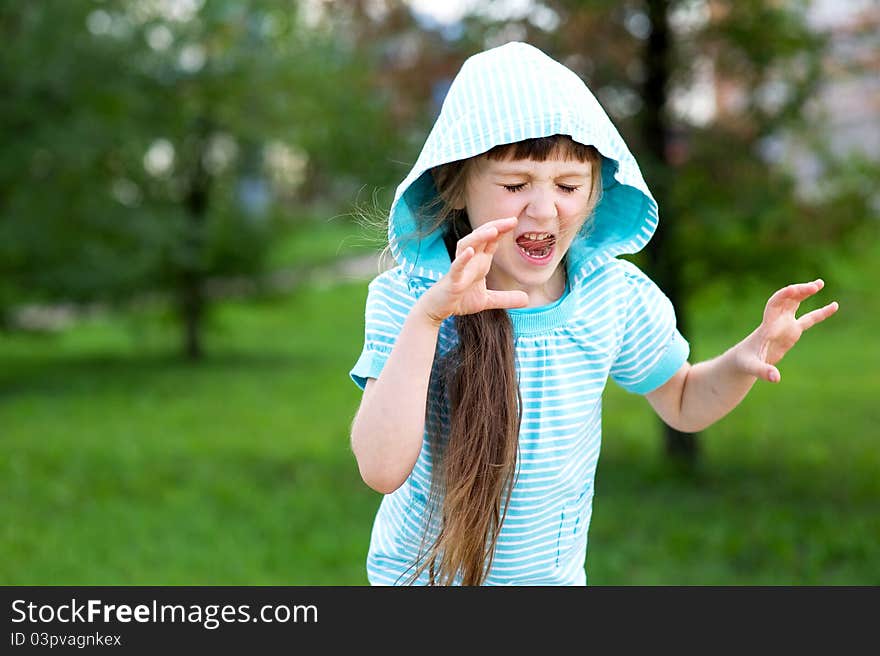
left=387, top=41, right=658, bottom=287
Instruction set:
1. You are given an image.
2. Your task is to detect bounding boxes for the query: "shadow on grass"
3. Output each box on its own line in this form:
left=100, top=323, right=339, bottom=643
left=598, top=446, right=878, bottom=504
left=589, top=448, right=880, bottom=584
left=0, top=350, right=322, bottom=400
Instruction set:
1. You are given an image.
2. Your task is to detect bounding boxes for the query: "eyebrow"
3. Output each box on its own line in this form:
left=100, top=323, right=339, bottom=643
left=490, top=166, right=591, bottom=178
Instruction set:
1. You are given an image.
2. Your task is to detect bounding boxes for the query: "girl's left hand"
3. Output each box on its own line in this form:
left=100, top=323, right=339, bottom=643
left=736, top=279, right=839, bottom=383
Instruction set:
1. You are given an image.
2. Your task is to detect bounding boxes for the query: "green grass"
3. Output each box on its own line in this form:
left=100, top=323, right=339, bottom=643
left=2, top=239, right=878, bottom=585
left=1, top=283, right=377, bottom=585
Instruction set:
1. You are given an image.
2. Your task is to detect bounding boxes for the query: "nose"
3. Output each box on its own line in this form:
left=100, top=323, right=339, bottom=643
left=525, top=187, right=558, bottom=222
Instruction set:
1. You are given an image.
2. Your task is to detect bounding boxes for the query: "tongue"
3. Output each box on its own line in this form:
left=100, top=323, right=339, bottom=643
left=517, top=237, right=555, bottom=250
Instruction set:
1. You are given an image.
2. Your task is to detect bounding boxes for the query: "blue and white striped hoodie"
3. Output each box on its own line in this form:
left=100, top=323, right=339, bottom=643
left=350, top=41, right=689, bottom=585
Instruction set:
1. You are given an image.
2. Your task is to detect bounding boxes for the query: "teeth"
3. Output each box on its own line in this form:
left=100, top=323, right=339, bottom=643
left=518, top=245, right=551, bottom=258
left=520, top=232, right=554, bottom=241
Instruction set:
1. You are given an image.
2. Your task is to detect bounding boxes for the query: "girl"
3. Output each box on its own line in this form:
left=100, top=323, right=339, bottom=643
left=349, top=42, right=838, bottom=585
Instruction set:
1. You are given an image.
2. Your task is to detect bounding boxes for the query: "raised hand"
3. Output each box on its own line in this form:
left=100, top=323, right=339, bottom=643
left=737, top=279, right=839, bottom=383
left=418, top=217, right=529, bottom=325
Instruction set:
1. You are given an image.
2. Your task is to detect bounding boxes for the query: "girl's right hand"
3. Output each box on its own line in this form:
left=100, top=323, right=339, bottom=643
left=418, top=217, right=530, bottom=326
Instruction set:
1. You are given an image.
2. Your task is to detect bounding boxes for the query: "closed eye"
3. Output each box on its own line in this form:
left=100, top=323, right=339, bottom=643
left=502, top=184, right=580, bottom=193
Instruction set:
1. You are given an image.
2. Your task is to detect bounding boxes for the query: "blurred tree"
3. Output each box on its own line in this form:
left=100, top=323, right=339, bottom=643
left=0, top=0, right=404, bottom=358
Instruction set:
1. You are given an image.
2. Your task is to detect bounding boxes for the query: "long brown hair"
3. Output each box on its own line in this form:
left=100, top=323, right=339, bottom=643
left=405, top=135, right=602, bottom=585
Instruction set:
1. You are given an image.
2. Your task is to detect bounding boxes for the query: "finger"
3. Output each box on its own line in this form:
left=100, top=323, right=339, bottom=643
left=455, top=218, right=518, bottom=256
left=797, top=301, right=839, bottom=331
left=485, top=235, right=502, bottom=257
left=774, top=279, right=825, bottom=304
left=741, top=356, right=781, bottom=383
left=486, top=219, right=522, bottom=257
left=487, top=216, right=519, bottom=235
left=484, top=289, right=529, bottom=310
left=455, top=224, right=499, bottom=257
left=449, top=246, right=475, bottom=283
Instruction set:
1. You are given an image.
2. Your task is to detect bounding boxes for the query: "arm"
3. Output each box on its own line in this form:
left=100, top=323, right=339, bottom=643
left=350, top=304, right=442, bottom=494
left=646, top=279, right=839, bottom=433
left=351, top=217, right=528, bottom=494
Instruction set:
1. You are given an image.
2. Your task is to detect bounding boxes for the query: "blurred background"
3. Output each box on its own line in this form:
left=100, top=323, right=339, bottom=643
left=2, top=0, right=877, bottom=585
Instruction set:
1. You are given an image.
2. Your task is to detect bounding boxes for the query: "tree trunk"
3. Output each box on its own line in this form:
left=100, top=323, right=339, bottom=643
left=180, top=265, right=203, bottom=361
left=642, top=0, right=699, bottom=464
left=180, top=119, right=211, bottom=361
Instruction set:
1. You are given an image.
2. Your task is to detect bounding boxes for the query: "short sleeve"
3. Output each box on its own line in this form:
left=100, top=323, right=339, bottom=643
left=349, top=268, right=421, bottom=391
left=609, top=261, right=690, bottom=395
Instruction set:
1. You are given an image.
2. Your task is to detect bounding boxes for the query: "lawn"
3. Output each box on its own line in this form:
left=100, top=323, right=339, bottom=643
left=2, top=224, right=878, bottom=585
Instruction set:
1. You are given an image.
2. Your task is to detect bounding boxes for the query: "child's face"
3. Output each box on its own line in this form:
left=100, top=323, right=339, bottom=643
left=462, top=154, right=594, bottom=304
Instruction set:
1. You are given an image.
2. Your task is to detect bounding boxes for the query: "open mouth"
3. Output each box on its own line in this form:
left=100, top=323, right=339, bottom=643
left=515, top=232, right=556, bottom=261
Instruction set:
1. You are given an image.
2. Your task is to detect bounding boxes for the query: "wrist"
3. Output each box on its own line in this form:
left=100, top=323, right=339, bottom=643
left=730, top=328, right=764, bottom=378
left=414, top=294, right=448, bottom=330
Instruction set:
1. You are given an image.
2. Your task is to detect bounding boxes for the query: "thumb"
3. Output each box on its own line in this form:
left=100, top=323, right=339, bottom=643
left=485, top=289, right=529, bottom=311
left=742, top=357, right=781, bottom=383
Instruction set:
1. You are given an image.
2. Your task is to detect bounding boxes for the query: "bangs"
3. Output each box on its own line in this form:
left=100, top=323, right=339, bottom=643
left=485, top=134, right=594, bottom=162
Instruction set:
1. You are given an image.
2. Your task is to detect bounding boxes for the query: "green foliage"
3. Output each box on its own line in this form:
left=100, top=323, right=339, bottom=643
left=0, top=0, right=404, bottom=334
